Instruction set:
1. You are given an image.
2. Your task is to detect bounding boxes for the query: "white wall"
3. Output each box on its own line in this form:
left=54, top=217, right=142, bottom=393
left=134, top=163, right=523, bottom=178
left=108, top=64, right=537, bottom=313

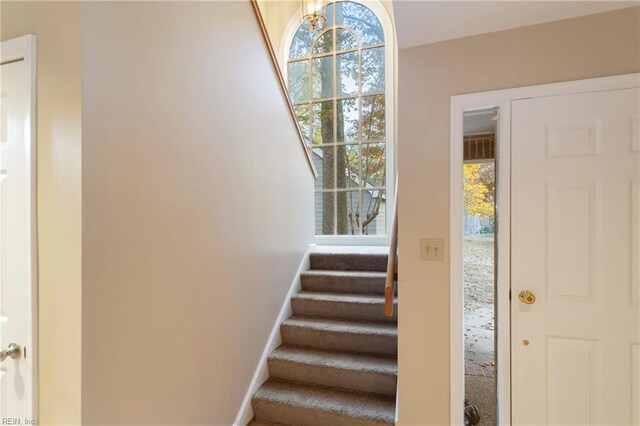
left=81, top=1, right=314, bottom=424
left=1, top=3, right=82, bottom=424
left=394, top=7, right=640, bottom=425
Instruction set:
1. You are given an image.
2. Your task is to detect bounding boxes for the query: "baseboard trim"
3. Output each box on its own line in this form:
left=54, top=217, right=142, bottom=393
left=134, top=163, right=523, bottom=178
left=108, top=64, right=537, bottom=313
left=233, top=244, right=313, bottom=426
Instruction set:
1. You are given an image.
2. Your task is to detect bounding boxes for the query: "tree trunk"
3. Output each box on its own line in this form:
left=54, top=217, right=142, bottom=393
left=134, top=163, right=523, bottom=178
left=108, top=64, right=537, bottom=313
left=321, top=105, right=334, bottom=234
left=336, top=101, right=348, bottom=234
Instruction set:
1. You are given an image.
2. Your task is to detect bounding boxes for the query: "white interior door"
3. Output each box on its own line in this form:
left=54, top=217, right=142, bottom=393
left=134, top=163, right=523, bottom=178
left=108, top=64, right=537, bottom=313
left=0, top=35, right=36, bottom=422
left=511, top=87, right=640, bottom=425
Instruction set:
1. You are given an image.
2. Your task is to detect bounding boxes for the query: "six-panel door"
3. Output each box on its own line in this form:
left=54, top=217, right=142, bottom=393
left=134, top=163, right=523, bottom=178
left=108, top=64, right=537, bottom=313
left=511, top=88, right=640, bottom=425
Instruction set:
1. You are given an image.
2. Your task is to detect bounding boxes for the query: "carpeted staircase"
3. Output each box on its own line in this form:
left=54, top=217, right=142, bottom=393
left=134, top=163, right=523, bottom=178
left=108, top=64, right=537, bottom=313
left=249, top=251, right=398, bottom=426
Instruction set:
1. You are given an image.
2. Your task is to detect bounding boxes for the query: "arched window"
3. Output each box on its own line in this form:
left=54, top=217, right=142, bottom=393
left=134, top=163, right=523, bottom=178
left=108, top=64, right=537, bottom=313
left=287, top=1, right=390, bottom=237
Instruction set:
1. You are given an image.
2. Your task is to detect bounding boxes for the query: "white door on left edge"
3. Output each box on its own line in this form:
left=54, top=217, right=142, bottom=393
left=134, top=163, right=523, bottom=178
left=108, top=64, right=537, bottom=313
left=0, top=35, right=36, bottom=422
left=511, top=86, right=640, bottom=425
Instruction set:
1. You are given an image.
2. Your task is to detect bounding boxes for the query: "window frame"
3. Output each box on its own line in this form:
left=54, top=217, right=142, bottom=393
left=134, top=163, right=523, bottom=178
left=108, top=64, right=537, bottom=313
left=281, top=0, right=395, bottom=245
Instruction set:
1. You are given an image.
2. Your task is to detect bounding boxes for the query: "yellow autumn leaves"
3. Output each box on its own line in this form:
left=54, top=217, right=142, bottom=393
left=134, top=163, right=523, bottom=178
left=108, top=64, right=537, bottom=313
left=463, top=163, right=495, bottom=218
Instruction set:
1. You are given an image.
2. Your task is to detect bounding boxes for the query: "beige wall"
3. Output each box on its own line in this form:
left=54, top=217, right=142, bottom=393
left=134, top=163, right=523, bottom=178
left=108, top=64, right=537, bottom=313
left=396, top=7, right=640, bottom=425
left=81, top=1, right=314, bottom=424
left=1, top=2, right=82, bottom=425
left=256, top=0, right=298, bottom=59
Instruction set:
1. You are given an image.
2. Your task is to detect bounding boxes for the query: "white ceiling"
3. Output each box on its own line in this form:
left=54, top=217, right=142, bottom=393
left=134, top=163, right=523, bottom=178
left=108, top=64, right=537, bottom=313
left=464, top=109, right=497, bottom=135
left=393, top=1, right=640, bottom=49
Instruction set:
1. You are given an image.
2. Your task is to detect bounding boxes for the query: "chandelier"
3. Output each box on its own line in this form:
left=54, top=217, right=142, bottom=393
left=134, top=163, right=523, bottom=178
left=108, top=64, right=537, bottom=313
left=301, top=0, right=327, bottom=32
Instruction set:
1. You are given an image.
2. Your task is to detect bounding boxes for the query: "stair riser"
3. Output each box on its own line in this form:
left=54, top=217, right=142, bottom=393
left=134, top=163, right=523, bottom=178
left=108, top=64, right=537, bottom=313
left=280, top=325, right=397, bottom=355
left=310, top=254, right=388, bottom=272
left=252, top=400, right=394, bottom=426
left=291, top=298, right=397, bottom=323
left=301, top=274, right=387, bottom=295
left=267, top=358, right=397, bottom=396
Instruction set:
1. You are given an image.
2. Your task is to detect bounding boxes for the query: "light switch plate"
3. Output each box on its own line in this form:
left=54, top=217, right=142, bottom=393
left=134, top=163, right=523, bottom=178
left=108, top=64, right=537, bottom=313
left=421, top=239, right=444, bottom=261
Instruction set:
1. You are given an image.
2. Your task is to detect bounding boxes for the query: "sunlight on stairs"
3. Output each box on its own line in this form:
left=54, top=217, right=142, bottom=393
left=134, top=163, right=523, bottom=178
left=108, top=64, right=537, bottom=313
left=249, top=251, right=398, bottom=426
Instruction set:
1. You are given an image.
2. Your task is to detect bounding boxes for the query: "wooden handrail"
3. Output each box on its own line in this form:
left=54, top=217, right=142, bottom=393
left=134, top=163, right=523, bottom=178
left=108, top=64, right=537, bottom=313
left=250, top=0, right=318, bottom=179
left=385, top=177, right=398, bottom=317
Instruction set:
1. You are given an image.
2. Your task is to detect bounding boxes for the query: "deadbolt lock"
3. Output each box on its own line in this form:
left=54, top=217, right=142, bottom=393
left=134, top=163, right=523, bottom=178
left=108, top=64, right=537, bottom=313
left=518, top=290, right=536, bottom=305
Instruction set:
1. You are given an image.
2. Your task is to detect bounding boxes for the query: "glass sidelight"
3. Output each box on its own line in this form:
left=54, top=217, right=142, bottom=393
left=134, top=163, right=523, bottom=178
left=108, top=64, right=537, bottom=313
left=462, top=108, right=498, bottom=426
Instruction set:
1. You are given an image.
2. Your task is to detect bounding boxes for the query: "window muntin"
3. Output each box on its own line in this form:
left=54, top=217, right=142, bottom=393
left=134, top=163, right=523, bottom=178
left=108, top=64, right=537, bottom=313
left=288, top=1, right=387, bottom=236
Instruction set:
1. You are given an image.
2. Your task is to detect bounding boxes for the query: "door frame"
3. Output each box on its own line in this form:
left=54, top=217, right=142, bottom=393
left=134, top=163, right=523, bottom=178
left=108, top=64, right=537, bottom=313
left=449, top=72, right=640, bottom=425
left=0, top=34, right=38, bottom=420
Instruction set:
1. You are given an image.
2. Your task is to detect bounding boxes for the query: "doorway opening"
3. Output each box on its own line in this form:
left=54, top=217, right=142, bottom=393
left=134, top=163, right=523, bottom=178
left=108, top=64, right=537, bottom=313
left=463, top=108, right=497, bottom=426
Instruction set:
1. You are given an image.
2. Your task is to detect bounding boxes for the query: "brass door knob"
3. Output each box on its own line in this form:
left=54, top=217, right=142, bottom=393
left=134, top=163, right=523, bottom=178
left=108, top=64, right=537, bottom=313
left=518, top=290, right=536, bottom=305
left=0, top=343, right=21, bottom=362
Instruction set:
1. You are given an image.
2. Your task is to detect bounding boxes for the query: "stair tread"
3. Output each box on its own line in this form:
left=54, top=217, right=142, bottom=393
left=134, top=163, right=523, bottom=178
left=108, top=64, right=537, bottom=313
left=283, top=316, right=397, bottom=336
left=302, top=270, right=387, bottom=278
left=292, top=291, right=397, bottom=304
left=254, top=379, right=395, bottom=423
left=270, top=345, right=397, bottom=375
left=309, top=253, right=388, bottom=272
left=300, top=270, right=396, bottom=297
left=310, top=252, right=388, bottom=258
